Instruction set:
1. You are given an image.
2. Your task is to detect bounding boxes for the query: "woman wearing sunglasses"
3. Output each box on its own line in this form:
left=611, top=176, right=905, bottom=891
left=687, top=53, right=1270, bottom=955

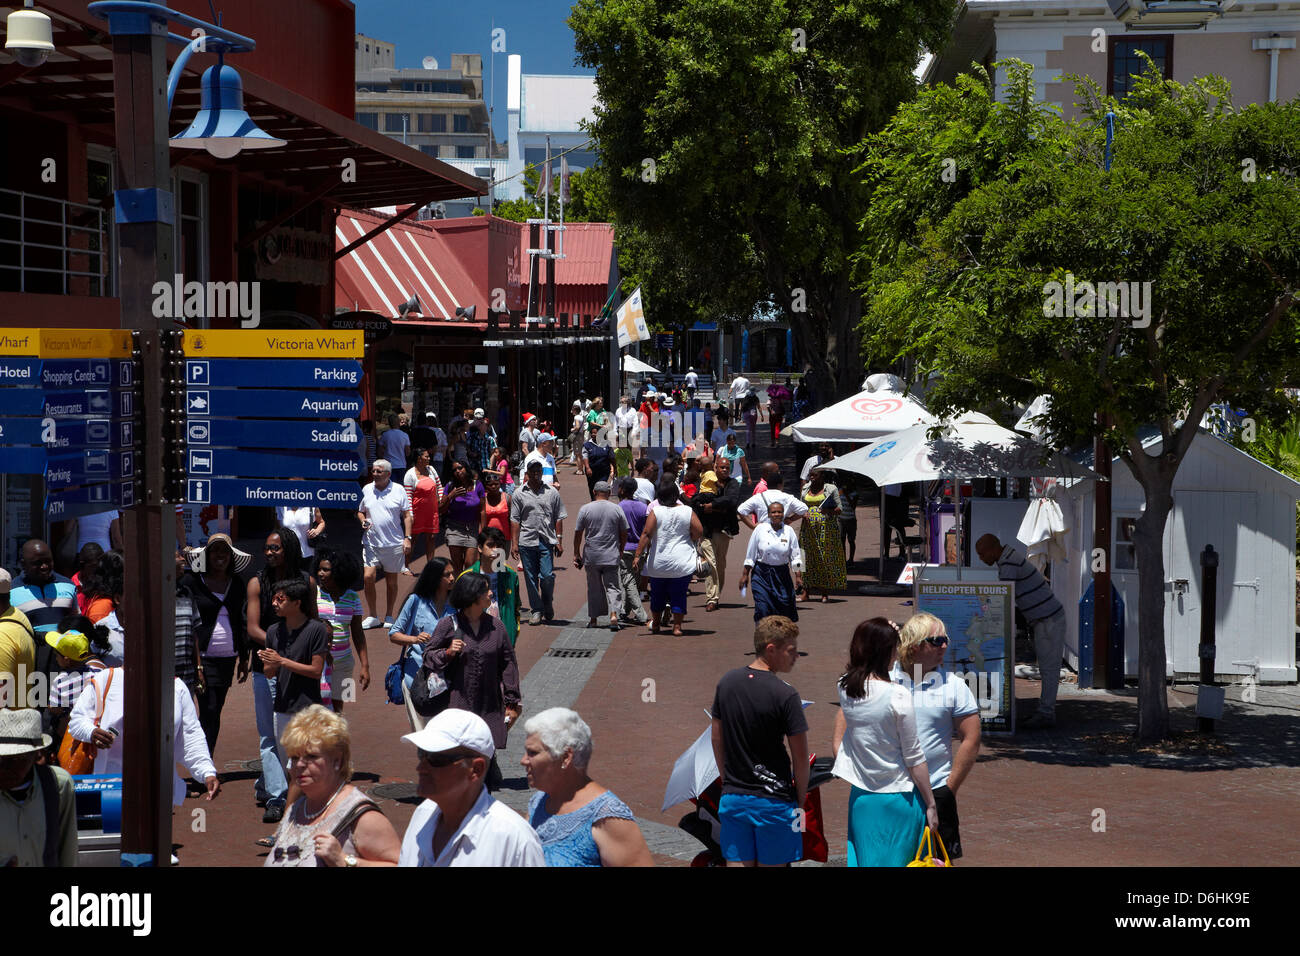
left=831, top=617, right=939, bottom=867
left=892, top=613, right=981, bottom=861
left=264, top=705, right=400, bottom=867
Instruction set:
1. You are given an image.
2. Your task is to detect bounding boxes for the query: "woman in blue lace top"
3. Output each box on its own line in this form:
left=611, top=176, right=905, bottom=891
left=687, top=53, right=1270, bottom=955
left=522, top=707, right=653, bottom=867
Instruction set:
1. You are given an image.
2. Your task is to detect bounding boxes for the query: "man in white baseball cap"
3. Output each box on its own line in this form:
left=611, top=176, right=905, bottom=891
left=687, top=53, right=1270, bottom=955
left=397, top=709, right=543, bottom=867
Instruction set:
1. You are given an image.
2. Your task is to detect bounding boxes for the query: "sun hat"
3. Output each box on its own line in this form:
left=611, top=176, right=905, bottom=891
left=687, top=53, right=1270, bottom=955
left=45, top=629, right=92, bottom=662
left=0, top=708, right=52, bottom=757
left=189, top=532, right=252, bottom=574
left=661, top=395, right=676, bottom=408
left=402, top=708, right=495, bottom=759
left=473, top=408, right=485, bottom=419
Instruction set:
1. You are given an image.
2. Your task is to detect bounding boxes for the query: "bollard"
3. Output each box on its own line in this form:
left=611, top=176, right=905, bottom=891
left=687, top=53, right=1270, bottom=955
left=1198, top=544, right=1219, bottom=734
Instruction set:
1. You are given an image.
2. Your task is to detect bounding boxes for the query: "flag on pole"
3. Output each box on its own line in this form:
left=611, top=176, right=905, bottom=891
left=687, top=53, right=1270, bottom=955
left=615, top=286, right=651, bottom=348
left=536, top=157, right=550, bottom=199
left=560, top=156, right=571, bottom=203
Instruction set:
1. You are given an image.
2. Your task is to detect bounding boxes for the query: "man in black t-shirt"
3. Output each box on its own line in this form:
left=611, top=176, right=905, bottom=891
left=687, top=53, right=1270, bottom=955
left=581, top=423, right=615, bottom=500
left=259, top=577, right=329, bottom=810
left=710, top=615, right=809, bottom=867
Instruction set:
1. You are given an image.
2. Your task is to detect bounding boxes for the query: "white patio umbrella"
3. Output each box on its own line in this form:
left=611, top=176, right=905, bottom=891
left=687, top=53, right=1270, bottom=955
left=621, top=355, right=661, bottom=375
left=787, top=377, right=935, bottom=443
left=818, top=411, right=1102, bottom=577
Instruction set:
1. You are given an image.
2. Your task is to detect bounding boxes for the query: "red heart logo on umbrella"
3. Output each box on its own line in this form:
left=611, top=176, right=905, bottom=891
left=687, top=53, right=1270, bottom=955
left=851, top=397, right=903, bottom=418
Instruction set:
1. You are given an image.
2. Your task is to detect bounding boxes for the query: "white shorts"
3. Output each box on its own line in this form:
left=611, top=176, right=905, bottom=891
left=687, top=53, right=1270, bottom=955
left=363, top=541, right=406, bottom=574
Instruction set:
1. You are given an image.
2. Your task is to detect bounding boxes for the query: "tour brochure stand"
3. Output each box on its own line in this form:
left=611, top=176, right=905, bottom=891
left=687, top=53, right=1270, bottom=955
left=913, top=565, right=1015, bottom=734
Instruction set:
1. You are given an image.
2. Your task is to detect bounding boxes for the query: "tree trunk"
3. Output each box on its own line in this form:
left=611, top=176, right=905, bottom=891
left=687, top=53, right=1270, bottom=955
left=1131, top=472, right=1175, bottom=741
left=788, top=275, right=863, bottom=406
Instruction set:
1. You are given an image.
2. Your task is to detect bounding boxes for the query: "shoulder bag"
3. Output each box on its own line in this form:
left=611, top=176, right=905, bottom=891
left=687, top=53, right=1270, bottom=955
left=410, top=616, right=456, bottom=717
left=58, top=668, right=114, bottom=775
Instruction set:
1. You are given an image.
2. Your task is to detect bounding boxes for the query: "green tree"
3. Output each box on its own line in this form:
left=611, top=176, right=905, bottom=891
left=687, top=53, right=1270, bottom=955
left=859, top=61, right=1300, bottom=739
left=569, top=0, right=957, bottom=400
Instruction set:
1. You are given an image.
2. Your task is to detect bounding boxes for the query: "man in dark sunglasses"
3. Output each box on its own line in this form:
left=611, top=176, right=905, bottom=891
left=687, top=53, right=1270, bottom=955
left=397, top=709, right=543, bottom=867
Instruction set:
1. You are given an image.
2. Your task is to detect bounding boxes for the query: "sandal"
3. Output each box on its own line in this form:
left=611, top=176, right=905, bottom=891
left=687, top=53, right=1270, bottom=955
left=256, top=836, right=276, bottom=848
left=705, top=601, right=719, bottom=612
left=820, top=595, right=829, bottom=603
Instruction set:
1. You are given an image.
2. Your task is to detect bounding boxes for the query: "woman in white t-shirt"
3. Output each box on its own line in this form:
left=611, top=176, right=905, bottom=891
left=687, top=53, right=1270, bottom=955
left=831, top=617, right=939, bottom=867
left=277, top=506, right=324, bottom=558
left=631, top=479, right=702, bottom=637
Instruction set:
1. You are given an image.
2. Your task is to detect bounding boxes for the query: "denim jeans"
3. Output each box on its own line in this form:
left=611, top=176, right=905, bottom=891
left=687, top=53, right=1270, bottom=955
left=518, top=544, right=555, bottom=616
left=252, top=671, right=288, bottom=806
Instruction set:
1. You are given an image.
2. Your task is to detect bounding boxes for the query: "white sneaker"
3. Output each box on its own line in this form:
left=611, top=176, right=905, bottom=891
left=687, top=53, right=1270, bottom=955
left=1015, top=664, right=1042, bottom=680
left=361, top=616, right=382, bottom=629
left=384, top=616, right=395, bottom=627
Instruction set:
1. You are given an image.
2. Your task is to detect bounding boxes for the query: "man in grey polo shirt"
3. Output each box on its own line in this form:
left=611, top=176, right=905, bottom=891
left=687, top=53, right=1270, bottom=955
left=509, top=460, right=567, bottom=626
left=976, top=534, right=1067, bottom=729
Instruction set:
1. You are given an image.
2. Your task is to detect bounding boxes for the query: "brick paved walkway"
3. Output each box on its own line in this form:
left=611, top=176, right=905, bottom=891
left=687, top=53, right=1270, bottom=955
left=176, top=434, right=1300, bottom=867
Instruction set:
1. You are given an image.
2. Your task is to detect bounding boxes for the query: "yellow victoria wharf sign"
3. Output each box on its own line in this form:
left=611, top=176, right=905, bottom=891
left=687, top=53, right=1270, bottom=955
left=0, top=328, right=133, bottom=358
left=181, top=329, right=364, bottom=359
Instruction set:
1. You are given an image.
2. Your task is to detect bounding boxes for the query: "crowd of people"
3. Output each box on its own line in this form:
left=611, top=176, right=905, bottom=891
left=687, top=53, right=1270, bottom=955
left=1, top=376, right=1075, bottom=869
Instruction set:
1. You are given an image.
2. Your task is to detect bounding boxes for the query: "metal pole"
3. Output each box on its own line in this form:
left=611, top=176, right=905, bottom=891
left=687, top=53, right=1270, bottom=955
left=1093, top=431, right=1113, bottom=687
left=111, top=18, right=177, bottom=867
left=1198, top=544, right=1219, bottom=734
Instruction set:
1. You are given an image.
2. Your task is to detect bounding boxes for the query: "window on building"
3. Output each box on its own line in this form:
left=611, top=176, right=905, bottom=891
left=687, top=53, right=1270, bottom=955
left=356, top=112, right=378, bottom=130
left=385, top=113, right=410, bottom=133
left=457, top=145, right=476, bottom=158
left=1114, top=517, right=1139, bottom=570
left=418, top=113, right=447, bottom=133
left=1109, top=37, right=1171, bottom=98
left=420, top=145, right=439, bottom=157
left=453, top=114, right=470, bottom=133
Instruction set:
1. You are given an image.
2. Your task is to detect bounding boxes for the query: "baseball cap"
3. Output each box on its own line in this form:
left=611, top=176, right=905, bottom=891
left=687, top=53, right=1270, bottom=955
left=593, top=480, right=611, bottom=494
left=46, top=629, right=92, bottom=662
left=403, top=708, right=495, bottom=759
left=537, top=432, right=555, bottom=443
left=473, top=408, right=485, bottom=419
left=0, top=568, right=10, bottom=593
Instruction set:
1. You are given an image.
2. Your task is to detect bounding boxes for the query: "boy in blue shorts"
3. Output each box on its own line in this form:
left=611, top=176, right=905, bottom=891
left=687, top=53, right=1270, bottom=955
left=710, top=615, right=809, bottom=866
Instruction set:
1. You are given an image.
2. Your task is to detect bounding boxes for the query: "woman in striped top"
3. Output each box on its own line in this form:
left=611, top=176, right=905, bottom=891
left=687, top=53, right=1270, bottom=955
left=312, top=549, right=368, bottom=714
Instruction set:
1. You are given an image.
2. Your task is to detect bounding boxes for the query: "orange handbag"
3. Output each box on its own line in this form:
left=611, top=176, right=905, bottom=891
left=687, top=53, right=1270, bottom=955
left=57, top=669, right=113, bottom=775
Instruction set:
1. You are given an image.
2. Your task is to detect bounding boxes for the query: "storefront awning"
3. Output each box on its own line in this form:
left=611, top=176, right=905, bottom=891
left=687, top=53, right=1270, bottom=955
left=335, top=208, right=485, bottom=321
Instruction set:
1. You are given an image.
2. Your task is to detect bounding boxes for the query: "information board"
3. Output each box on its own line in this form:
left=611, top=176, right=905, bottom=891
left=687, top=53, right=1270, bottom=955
left=914, top=579, right=1016, bottom=734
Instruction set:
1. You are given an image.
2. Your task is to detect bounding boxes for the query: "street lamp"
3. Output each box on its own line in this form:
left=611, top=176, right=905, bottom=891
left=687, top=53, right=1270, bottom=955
left=83, top=0, right=285, bottom=868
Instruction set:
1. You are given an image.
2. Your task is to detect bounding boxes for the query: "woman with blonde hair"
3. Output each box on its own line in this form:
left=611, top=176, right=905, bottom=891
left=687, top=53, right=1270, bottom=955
left=264, top=705, right=400, bottom=867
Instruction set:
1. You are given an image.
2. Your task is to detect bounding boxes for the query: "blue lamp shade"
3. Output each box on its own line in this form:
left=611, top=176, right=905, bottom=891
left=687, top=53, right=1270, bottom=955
left=171, top=64, right=287, bottom=159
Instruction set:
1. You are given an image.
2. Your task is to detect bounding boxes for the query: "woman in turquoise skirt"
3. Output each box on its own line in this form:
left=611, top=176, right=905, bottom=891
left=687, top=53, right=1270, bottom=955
left=831, top=617, right=939, bottom=866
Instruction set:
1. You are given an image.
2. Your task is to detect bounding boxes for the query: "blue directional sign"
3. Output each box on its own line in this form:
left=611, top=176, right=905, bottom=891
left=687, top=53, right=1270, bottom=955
left=1, top=446, right=49, bottom=474
left=0, top=388, right=133, bottom=417
left=46, top=479, right=136, bottom=520
left=185, top=359, right=363, bottom=389
left=186, top=477, right=360, bottom=509
left=184, top=417, right=358, bottom=450
left=0, top=359, right=40, bottom=385
left=41, top=359, right=134, bottom=389
left=45, top=450, right=136, bottom=489
left=185, top=389, right=362, bottom=419
left=187, top=448, right=359, bottom=480
left=44, top=418, right=134, bottom=451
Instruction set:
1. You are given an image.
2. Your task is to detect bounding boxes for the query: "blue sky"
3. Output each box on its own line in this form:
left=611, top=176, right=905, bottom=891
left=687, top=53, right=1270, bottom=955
left=353, top=0, right=593, bottom=140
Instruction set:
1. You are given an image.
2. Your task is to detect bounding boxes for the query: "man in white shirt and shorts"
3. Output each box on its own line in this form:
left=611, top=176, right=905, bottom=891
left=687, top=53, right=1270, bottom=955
left=357, top=459, right=413, bottom=629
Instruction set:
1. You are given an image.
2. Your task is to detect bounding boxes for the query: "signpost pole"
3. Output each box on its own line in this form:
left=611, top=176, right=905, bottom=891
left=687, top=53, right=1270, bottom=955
left=112, top=18, right=176, bottom=866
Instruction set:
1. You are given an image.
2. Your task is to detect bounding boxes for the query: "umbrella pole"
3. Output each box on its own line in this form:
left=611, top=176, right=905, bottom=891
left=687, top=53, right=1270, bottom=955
left=955, top=476, right=963, bottom=581
left=879, top=487, right=887, bottom=582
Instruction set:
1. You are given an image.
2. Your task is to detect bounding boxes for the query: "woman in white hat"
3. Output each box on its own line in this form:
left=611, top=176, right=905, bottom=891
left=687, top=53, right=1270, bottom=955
left=179, top=532, right=253, bottom=756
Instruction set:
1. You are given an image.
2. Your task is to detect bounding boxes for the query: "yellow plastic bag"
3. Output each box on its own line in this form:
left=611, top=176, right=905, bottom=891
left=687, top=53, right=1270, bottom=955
left=907, top=827, right=951, bottom=867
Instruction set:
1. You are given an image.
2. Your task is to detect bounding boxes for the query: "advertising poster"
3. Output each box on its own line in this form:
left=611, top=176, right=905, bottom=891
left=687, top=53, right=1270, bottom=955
left=915, top=580, right=1016, bottom=734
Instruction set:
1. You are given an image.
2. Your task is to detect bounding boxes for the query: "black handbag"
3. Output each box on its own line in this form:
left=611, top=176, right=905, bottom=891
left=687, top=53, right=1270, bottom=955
left=410, top=617, right=455, bottom=717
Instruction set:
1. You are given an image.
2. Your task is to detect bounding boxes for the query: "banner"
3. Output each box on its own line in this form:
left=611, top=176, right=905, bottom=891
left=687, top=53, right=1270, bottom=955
left=615, top=287, right=651, bottom=349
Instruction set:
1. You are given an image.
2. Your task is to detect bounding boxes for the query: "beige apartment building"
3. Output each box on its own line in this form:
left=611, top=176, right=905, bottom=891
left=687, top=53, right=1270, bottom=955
left=354, top=33, right=496, bottom=161
left=926, top=0, right=1300, bottom=114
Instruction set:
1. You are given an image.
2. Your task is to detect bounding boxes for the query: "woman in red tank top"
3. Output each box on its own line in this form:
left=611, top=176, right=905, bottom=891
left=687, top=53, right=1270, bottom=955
left=479, top=470, right=511, bottom=542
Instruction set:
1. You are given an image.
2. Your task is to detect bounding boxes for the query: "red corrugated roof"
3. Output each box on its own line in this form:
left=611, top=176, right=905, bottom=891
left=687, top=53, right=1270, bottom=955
left=334, top=209, right=486, bottom=322
left=519, top=221, right=614, bottom=317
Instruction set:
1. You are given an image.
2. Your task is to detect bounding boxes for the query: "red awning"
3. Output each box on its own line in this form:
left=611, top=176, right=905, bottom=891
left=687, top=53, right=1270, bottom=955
left=335, top=209, right=486, bottom=321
